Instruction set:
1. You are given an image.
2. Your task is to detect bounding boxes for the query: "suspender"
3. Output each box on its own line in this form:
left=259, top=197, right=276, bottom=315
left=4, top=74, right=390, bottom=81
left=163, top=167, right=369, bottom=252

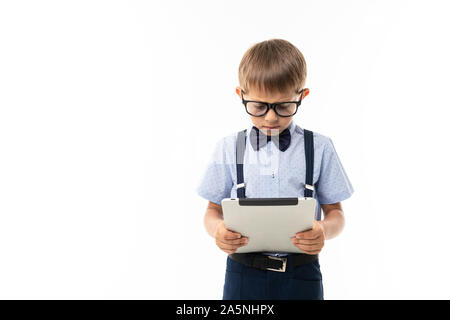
left=235, top=128, right=315, bottom=198
left=303, top=129, right=315, bottom=198
left=236, top=129, right=247, bottom=198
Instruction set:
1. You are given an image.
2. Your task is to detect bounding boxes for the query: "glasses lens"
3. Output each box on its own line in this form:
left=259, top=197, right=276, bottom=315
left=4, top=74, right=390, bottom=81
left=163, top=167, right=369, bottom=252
left=246, top=102, right=268, bottom=116
left=275, top=103, right=297, bottom=116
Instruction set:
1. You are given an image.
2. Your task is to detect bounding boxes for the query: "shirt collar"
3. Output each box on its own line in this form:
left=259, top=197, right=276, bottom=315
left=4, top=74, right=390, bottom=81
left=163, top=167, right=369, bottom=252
left=247, top=119, right=297, bottom=138
left=286, top=119, right=296, bottom=136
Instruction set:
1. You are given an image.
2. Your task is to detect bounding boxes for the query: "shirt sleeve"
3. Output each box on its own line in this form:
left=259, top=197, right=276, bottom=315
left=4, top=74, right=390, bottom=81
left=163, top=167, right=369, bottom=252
left=196, top=137, right=233, bottom=205
left=316, top=137, right=355, bottom=204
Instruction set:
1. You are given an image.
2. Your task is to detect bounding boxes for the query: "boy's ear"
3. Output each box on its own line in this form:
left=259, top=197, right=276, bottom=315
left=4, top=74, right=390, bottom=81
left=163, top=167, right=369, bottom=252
left=235, top=86, right=243, bottom=98
left=301, top=88, right=310, bottom=98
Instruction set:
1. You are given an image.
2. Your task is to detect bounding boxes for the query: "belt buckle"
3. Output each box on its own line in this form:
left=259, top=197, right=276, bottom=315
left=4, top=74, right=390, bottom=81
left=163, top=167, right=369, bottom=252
left=266, top=256, right=287, bottom=272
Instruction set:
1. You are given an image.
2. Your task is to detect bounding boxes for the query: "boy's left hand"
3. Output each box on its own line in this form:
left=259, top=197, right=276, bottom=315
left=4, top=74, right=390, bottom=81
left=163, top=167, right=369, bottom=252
left=290, top=220, right=325, bottom=255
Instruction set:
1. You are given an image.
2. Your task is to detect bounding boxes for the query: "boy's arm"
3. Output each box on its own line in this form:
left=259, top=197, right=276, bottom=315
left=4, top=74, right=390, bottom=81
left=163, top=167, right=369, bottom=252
left=204, top=201, right=224, bottom=238
left=203, top=201, right=248, bottom=254
left=318, top=202, right=345, bottom=240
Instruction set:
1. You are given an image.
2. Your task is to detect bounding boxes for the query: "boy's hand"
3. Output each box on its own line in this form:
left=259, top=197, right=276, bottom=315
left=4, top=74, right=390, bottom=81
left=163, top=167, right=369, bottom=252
left=214, top=220, right=248, bottom=255
left=290, top=220, right=325, bottom=255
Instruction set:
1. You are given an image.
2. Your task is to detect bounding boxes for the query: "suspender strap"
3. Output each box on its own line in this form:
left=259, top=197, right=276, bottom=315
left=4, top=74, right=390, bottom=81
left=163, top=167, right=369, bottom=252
left=304, top=129, right=315, bottom=198
left=236, top=129, right=247, bottom=198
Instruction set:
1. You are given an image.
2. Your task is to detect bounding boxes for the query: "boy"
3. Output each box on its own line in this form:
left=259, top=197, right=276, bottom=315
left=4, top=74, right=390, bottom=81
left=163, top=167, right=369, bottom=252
left=196, top=39, right=354, bottom=300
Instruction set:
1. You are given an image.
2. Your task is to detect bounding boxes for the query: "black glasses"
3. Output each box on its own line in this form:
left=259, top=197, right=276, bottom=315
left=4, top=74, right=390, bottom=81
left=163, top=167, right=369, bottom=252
left=241, top=89, right=305, bottom=117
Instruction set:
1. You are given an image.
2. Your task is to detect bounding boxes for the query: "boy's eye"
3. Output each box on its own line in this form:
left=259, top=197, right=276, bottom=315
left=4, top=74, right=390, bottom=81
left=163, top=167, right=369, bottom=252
left=248, top=103, right=266, bottom=110
left=246, top=102, right=268, bottom=116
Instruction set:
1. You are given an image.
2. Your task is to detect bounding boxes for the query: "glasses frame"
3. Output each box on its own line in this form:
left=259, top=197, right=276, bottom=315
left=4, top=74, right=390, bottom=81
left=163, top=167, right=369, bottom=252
left=241, top=89, right=305, bottom=117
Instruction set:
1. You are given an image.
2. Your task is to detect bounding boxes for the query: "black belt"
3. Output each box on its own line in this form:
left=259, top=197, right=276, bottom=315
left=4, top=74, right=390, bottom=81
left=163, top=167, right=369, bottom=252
left=229, top=252, right=318, bottom=272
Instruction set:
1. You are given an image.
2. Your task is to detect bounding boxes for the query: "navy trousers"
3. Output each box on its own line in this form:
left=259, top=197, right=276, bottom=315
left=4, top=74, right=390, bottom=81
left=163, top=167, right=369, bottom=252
left=222, top=255, right=323, bottom=300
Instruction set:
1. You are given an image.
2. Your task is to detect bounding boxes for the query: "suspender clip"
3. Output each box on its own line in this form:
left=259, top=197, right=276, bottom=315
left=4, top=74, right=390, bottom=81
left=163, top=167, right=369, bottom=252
left=237, top=183, right=245, bottom=189
left=305, top=184, right=315, bottom=191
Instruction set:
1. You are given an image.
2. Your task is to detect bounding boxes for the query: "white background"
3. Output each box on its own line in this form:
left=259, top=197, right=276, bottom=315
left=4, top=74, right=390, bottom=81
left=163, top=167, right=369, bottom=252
left=1, top=0, right=449, bottom=299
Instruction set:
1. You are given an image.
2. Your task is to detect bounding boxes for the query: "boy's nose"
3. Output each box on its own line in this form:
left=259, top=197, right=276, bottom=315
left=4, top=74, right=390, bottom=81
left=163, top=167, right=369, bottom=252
left=265, top=108, right=278, bottom=121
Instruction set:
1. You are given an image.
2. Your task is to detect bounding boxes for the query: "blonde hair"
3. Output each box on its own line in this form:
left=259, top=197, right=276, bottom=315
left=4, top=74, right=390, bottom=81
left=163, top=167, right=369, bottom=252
left=238, top=38, right=307, bottom=96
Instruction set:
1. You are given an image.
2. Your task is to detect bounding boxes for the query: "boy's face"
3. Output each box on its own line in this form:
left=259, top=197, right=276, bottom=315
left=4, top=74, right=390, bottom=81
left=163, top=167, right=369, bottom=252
left=236, top=86, right=309, bottom=136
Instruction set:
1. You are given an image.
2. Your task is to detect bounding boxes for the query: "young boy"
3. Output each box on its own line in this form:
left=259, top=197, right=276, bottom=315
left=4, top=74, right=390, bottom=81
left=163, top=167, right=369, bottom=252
left=196, top=39, right=354, bottom=300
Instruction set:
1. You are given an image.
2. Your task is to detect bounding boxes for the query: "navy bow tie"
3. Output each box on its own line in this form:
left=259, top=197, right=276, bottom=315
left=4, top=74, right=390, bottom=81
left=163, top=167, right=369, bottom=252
left=249, top=126, right=291, bottom=152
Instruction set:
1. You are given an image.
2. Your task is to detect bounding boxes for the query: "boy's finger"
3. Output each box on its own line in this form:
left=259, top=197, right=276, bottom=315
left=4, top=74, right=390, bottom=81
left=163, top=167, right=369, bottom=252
left=218, top=240, right=247, bottom=250
left=224, top=231, right=242, bottom=240
left=299, top=243, right=322, bottom=251
left=296, top=230, right=320, bottom=240
left=291, top=238, right=321, bottom=247
left=293, top=240, right=322, bottom=251
left=294, top=238, right=320, bottom=245
left=290, top=241, right=319, bottom=253
left=223, top=237, right=248, bottom=245
left=217, top=241, right=238, bottom=250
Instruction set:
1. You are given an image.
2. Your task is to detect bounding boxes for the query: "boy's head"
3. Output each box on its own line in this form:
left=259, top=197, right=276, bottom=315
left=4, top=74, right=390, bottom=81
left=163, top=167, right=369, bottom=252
left=236, top=39, right=310, bottom=136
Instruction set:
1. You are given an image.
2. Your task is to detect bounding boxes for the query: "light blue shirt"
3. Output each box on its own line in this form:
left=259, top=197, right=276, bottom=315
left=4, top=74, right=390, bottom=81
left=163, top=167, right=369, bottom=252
left=196, top=120, right=354, bottom=256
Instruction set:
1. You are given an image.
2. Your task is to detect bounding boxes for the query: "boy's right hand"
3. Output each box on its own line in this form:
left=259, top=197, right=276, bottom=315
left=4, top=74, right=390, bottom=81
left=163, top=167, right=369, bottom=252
left=214, top=220, right=248, bottom=254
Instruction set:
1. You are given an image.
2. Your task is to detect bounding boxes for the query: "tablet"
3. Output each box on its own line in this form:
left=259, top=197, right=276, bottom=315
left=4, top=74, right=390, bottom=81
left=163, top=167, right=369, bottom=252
left=221, top=197, right=316, bottom=254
